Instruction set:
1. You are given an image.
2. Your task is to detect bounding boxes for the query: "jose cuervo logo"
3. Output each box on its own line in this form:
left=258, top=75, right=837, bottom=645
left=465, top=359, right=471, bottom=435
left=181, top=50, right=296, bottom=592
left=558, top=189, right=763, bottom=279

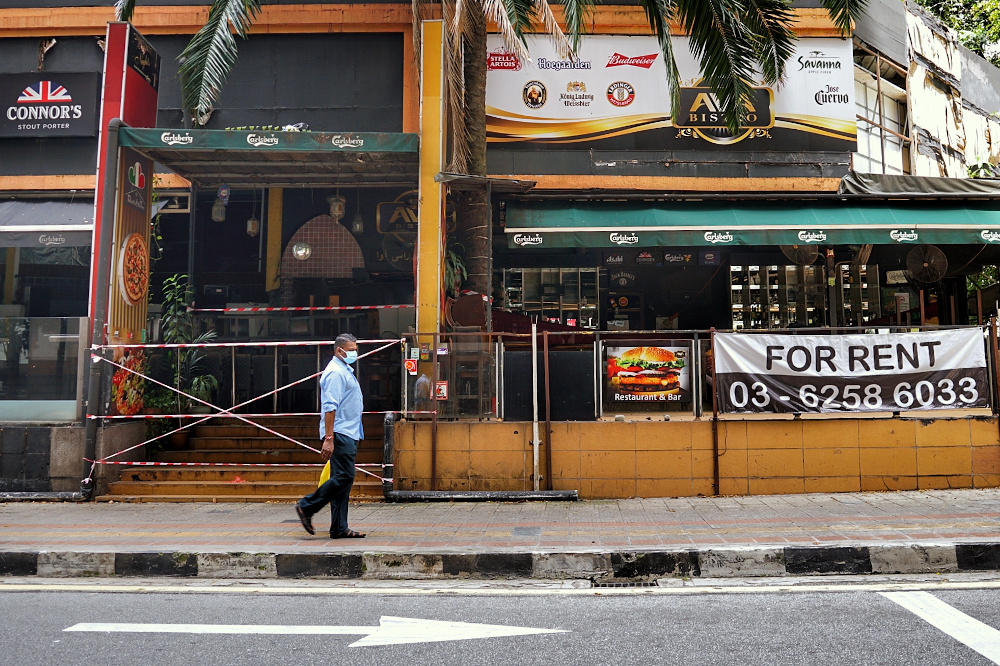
left=513, top=233, right=543, bottom=246
left=704, top=231, right=734, bottom=244
left=160, top=131, right=193, bottom=145
left=797, top=230, right=827, bottom=243
left=610, top=232, right=639, bottom=245
left=890, top=230, right=919, bottom=242
left=246, top=133, right=279, bottom=147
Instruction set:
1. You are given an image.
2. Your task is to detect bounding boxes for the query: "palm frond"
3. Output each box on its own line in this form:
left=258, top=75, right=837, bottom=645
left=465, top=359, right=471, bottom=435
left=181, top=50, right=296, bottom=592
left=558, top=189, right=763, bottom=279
left=819, top=0, right=869, bottom=35
left=115, top=0, right=137, bottom=22
left=529, top=0, right=574, bottom=58
left=742, top=0, right=796, bottom=86
left=443, top=0, right=470, bottom=171
left=178, top=0, right=262, bottom=118
left=674, top=0, right=758, bottom=133
left=638, top=0, right=682, bottom=132
left=482, top=0, right=530, bottom=60
left=561, top=0, right=596, bottom=53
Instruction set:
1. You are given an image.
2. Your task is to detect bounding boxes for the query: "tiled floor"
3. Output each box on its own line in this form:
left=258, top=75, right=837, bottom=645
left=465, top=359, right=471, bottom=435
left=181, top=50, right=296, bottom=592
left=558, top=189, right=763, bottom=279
left=2, top=489, right=999, bottom=554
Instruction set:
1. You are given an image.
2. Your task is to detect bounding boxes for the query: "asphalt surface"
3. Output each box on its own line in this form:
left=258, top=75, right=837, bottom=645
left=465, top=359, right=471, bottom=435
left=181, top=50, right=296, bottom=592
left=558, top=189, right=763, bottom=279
left=2, top=577, right=999, bottom=665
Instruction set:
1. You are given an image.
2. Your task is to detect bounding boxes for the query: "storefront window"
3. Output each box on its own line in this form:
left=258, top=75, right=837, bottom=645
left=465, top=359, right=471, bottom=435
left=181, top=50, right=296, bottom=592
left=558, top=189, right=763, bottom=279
left=853, top=45, right=911, bottom=175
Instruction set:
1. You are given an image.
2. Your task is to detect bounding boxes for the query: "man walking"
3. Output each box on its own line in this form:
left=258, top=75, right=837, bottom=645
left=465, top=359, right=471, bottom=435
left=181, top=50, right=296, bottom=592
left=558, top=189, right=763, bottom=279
left=295, top=333, right=366, bottom=539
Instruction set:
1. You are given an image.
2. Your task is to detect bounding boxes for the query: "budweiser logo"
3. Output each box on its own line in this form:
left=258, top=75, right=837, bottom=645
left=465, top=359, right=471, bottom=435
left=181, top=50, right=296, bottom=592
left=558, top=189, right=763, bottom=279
left=797, top=230, right=827, bottom=243
left=704, top=231, right=734, bottom=244
left=606, top=53, right=658, bottom=69
left=983, top=230, right=1000, bottom=242
left=246, top=133, right=279, bottom=147
left=513, top=233, right=543, bottom=246
left=890, top=230, right=919, bottom=242
left=486, top=50, right=521, bottom=71
left=331, top=134, right=364, bottom=148
left=610, top=232, right=639, bottom=245
left=160, top=132, right=193, bottom=146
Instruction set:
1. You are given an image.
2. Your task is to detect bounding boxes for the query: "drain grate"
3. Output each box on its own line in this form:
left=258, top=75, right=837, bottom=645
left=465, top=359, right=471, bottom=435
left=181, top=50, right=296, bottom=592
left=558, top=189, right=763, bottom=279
left=592, top=581, right=660, bottom=588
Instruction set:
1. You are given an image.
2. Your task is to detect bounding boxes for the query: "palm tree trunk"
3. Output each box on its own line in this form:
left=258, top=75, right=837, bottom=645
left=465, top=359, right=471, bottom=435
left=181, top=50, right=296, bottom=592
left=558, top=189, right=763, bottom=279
left=461, top=2, right=490, bottom=296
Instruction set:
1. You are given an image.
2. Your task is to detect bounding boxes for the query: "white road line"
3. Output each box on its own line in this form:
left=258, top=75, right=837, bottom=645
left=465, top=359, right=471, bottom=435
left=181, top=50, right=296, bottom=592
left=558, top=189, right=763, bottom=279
left=66, top=623, right=371, bottom=635
left=881, top=591, right=1000, bottom=665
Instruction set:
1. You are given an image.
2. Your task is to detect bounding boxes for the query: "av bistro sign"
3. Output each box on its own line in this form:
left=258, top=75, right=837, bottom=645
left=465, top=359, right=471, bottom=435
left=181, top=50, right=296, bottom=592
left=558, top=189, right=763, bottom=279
left=0, top=72, right=100, bottom=138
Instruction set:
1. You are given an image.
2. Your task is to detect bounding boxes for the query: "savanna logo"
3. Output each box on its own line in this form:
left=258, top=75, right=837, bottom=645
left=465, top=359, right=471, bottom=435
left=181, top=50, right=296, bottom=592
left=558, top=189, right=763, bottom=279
left=160, top=131, right=193, bottom=146
left=610, top=232, right=639, bottom=245
left=125, top=161, right=147, bottom=211
left=797, top=230, right=827, bottom=243
left=705, top=231, right=734, bottom=244
left=607, top=82, right=635, bottom=107
left=38, top=234, right=66, bottom=246
left=606, top=53, right=658, bottom=69
left=890, top=230, right=919, bottom=243
left=523, top=81, right=547, bottom=109
left=513, top=233, right=543, bottom=246
left=246, top=133, right=279, bottom=147
left=797, top=51, right=842, bottom=73
left=331, top=134, right=364, bottom=148
left=982, top=230, right=1000, bottom=243
left=487, top=50, right=522, bottom=71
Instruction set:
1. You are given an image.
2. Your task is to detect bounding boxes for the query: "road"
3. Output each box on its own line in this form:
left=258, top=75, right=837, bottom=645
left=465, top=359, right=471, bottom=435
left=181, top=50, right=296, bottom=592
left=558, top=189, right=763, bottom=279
left=2, top=577, right=999, bottom=665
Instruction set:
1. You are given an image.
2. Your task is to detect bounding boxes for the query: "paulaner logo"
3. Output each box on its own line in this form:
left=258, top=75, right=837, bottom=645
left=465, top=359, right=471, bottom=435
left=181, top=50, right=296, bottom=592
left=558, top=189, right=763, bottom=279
left=246, top=133, right=279, bottom=147
left=513, top=233, right=543, bottom=246
left=982, top=230, right=1000, bottom=242
left=705, top=231, right=734, bottom=244
left=890, top=230, right=919, bottom=242
left=331, top=134, right=364, bottom=148
left=610, top=233, right=639, bottom=245
left=797, top=230, right=827, bottom=243
left=160, top=132, right=193, bottom=145
left=38, top=234, right=66, bottom=246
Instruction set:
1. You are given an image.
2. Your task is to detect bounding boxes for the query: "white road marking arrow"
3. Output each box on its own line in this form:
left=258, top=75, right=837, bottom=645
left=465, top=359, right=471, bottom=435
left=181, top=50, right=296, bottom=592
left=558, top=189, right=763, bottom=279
left=65, top=616, right=569, bottom=647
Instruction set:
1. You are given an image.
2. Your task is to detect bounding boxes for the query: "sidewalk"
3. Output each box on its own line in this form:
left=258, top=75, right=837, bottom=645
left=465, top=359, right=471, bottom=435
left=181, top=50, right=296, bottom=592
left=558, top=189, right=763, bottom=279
left=1, top=489, right=999, bottom=580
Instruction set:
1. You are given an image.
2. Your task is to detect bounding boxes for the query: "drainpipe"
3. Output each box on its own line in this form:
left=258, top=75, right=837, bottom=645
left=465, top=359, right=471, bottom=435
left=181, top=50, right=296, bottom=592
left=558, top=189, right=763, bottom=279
left=531, top=322, right=540, bottom=491
left=710, top=327, right=720, bottom=496
left=81, top=117, right=124, bottom=500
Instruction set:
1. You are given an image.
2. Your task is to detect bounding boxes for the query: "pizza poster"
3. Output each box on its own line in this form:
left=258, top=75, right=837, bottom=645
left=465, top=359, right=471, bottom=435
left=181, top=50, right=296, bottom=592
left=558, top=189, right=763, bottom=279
left=486, top=35, right=855, bottom=152
left=605, top=343, right=692, bottom=412
left=714, top=330, right=989, bottom=414
left=108, top=146, right=152, bottom=349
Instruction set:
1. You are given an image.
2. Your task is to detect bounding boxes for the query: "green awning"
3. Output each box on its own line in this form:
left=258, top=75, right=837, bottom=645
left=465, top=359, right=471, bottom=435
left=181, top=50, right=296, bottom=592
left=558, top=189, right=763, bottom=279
left=117, top=128, right=419, bottom=188
left=505, top=201, right=1000, bottom=247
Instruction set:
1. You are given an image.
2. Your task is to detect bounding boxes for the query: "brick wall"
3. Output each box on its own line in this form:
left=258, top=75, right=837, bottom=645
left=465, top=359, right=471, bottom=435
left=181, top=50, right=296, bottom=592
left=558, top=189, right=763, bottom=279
left=280, top=214, right=365, bottom=280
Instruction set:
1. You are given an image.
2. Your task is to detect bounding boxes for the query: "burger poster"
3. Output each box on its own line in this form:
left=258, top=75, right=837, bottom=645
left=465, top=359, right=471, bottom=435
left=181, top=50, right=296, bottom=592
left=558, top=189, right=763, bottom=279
left=606, top=344, right=691, bottom=409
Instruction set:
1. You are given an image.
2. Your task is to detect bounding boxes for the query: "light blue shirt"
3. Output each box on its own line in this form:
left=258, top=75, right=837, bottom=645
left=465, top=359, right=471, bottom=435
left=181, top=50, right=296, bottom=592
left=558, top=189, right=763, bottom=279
left=319, top=355, right=364, bottom=441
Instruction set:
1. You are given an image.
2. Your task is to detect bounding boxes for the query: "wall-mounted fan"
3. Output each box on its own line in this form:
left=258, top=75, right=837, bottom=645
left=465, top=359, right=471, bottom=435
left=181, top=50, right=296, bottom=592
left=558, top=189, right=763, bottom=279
left=905, top=244, right=949, bottom=282
left=780, top=244, right=820, bottom=265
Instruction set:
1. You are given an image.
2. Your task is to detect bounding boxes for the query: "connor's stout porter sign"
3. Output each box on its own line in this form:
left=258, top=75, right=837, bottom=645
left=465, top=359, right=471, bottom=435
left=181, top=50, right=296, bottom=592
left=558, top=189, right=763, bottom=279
left=0, top=72, right=100, bottom=137
left=714, top=330, right=989, bottom=414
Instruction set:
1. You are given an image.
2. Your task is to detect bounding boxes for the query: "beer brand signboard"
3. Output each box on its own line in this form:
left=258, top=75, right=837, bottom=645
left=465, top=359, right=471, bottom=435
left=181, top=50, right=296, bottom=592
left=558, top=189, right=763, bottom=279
left=714, top=330, right=989, bottom=414
left=0, top=72, right=100, bottom=137
left=486, top=35, right=855, bottom=152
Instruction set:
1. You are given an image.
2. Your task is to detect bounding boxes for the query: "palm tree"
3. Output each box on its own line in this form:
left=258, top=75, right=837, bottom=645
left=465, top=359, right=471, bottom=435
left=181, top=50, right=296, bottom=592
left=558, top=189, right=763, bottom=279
left=118, top=0, right=867, bottom=296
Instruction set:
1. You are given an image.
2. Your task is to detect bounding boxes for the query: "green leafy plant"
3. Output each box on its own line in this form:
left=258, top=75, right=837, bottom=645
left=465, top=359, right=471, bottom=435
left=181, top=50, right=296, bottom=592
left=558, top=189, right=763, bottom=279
left=968, top=161, right=999, bottom=179
left=444, top=248, right=467, bottom=299
left=160, top=274, right=218, bottom=413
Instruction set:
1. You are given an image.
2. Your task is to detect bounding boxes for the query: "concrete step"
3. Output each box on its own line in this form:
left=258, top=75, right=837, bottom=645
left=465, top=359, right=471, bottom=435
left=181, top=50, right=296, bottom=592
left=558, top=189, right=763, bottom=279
left=105, top=479, right=384, bottom=497
left=118, top=465, right=322, bottom=483
left=181, top=436, right=385, bottom=451
left=93, top=493, right=384, bottom=503
left=153, top=449, right=382, bottom=465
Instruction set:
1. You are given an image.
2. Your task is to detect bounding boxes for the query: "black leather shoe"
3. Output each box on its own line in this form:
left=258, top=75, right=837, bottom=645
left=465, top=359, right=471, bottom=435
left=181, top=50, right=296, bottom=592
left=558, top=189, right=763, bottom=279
left=295, top=503, right=315, bottom=535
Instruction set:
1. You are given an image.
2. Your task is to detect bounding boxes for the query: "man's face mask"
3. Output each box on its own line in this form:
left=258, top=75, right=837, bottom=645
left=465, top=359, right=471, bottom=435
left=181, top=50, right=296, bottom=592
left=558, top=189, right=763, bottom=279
left=343, top=350, right=358, bottom=364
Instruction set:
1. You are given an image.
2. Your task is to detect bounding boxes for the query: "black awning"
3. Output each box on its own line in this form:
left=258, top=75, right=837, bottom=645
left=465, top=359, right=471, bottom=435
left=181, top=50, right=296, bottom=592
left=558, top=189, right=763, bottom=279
left=0, top=200, right=93, bottom=247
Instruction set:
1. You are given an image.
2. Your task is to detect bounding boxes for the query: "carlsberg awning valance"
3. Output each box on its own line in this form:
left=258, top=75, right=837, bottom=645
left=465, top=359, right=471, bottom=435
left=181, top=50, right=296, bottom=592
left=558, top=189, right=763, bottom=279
left=505, top=201, right=1000, bottom=248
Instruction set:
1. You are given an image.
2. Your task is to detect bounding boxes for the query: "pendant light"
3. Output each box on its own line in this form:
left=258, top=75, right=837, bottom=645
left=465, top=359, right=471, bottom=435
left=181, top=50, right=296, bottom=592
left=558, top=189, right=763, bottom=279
left=351, top=189, right=364, bottom=235
left=246, top=187, right=260, bottom=238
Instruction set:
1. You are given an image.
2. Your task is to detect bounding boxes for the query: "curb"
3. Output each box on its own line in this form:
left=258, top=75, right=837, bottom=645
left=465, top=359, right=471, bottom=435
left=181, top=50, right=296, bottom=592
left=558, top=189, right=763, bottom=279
left=3, top=544, right=1000, bottom=580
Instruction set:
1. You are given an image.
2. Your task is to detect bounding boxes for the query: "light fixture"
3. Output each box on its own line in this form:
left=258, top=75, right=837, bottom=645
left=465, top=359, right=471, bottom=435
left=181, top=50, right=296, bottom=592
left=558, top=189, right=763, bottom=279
left=246, top=187, right=260, bottom=237
left=211, top=197, right=226, bottom=222
left=292, top=241, right=312, bottom=261
left=327, top=191, right=346, bottom=221
left=351, top=189, right=364, bottom=235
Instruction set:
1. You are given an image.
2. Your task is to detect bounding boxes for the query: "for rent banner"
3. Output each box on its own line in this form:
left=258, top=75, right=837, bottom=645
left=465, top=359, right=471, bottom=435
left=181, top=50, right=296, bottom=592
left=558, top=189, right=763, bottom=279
left=714, top=330, right=989, bottom=414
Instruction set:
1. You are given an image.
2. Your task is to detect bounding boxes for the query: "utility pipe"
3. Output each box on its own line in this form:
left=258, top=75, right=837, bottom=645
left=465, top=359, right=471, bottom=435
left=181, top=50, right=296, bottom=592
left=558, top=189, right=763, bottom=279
left=531, top=322, right=540, bottom=491
left=710, top=328, right=720, bottom=496
left=543, top=330, right=552, bottom=490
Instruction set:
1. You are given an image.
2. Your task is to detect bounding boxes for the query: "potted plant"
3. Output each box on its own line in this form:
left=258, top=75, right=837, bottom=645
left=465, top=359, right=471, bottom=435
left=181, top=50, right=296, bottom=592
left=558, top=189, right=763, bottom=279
left=159, top=274, right=219, bottom=440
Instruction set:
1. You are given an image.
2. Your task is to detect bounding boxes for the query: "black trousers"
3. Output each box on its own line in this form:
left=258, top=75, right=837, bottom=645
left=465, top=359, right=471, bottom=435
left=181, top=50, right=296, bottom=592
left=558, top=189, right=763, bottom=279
left=298, top=432, right=357, bottom=534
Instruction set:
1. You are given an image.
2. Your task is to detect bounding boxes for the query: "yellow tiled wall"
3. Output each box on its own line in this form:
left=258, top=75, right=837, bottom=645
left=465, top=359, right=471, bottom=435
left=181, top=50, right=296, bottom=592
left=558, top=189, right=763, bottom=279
left=393, top=417, right=1000, bottom=498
